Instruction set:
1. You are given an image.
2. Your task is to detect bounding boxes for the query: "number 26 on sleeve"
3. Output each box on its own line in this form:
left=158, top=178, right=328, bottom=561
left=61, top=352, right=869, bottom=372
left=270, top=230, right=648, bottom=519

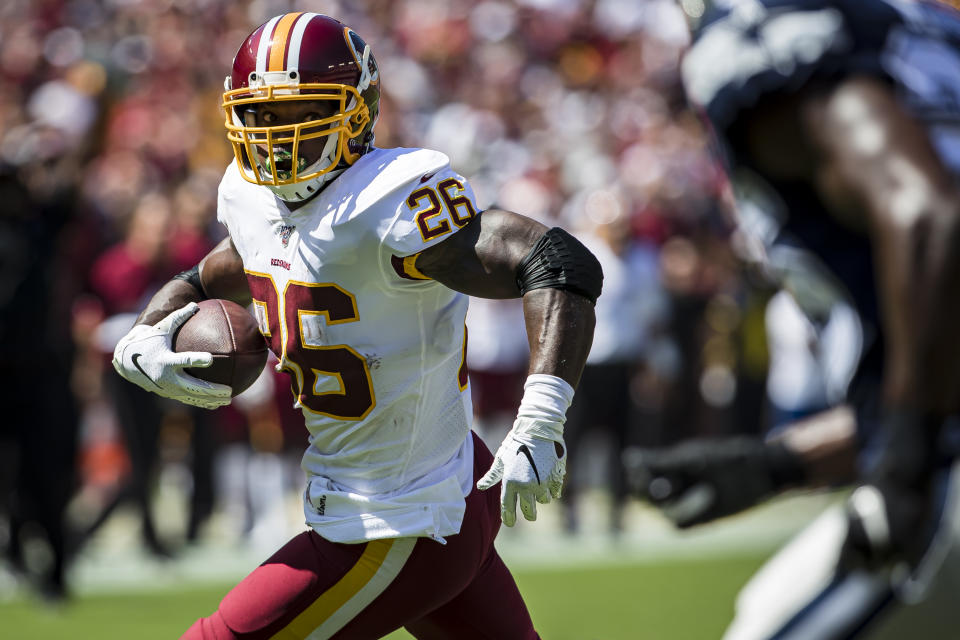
left=408, top=178, right=477, bottom=242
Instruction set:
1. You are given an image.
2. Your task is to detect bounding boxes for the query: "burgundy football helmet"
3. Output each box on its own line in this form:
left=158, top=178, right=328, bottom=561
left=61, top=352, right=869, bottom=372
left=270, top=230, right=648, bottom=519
left=222, top=13, right=380, bottom=201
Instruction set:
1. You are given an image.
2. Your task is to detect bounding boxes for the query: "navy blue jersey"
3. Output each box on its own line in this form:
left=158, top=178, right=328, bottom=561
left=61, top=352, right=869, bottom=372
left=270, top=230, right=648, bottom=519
left=684, top=0, right=960, bottom=444
left=687, top=0, right=960, bottom=158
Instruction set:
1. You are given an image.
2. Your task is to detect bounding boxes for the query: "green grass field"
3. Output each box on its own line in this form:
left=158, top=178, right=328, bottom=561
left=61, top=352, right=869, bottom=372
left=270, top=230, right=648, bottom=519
left=1, top=491, right=835, bottom=639
left=0, top=551, right=768, bottom=640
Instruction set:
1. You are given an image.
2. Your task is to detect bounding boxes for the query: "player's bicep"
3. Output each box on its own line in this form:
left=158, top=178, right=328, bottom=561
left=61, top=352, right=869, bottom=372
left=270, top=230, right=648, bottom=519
left=199, top=237, right=252, bottom=306
left=800, top=75, right=960, bottom=231
left=802, top=76, right=960, bottom=408
left=414, top=209, right=549, bottom=298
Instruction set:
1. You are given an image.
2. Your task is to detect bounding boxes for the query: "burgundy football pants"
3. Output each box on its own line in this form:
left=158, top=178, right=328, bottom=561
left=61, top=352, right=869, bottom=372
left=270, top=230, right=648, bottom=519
left=182, top=433, right=539, bottom=639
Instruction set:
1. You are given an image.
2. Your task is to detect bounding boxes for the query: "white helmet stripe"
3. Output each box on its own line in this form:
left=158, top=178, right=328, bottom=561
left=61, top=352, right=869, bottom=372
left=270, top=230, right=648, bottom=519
left=287, top=12, right=318, bottom=73
left=255, top=15, right=282, bottom=75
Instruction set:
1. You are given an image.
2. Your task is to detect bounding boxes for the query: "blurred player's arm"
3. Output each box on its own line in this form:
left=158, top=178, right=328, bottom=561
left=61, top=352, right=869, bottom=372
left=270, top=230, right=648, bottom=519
left=799, top=76, right=960, bottom=415
left=797, top=75, right=960, bottom=562
left=112, top=237, right=249, bottom=408
left=630, top=75, right=960, bottom=535
left=626, top=406, right=857, bottom=528
left=416, top=208, right=601, bottom=525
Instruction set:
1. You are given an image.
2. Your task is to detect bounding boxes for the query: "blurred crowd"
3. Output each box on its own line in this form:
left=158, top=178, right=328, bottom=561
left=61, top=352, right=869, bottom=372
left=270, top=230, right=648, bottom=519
left=0, top=0, right=833, bottom=600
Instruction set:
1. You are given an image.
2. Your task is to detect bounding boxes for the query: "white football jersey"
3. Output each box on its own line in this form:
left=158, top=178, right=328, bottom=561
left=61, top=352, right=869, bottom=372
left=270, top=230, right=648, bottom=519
left=217, top=147, right=482, bottom=543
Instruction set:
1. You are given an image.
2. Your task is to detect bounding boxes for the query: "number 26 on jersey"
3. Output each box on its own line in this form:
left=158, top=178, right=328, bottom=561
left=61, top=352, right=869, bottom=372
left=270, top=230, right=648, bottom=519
left=245, top=273, right=376, bottom=421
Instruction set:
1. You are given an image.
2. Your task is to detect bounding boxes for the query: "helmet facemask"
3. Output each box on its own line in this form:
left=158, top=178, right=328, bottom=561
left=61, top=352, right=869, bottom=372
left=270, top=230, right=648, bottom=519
left=244, top=110, right=339, bottom=184
left=222, top=46, right=376, bottom=202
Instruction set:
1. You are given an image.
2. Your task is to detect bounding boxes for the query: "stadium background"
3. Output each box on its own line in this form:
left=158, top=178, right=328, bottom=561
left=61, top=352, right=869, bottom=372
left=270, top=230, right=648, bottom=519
left=0, top=0, right=845, bottom=637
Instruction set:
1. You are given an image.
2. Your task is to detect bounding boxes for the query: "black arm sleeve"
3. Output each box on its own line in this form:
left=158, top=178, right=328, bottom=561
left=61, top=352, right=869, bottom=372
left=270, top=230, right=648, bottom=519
left=515, top=227, right=603, bottom=305
left=172, top=264, right=208, bottom=299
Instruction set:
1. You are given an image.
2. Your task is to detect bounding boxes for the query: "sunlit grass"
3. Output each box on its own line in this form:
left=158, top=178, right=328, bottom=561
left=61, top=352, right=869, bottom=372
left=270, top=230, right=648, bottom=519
left=1, top=552, right=766, bottom=640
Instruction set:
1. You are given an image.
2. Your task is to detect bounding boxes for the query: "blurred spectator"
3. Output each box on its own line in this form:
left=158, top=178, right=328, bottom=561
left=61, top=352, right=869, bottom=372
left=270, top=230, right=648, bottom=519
left=0, top=19, right=102, bottom=594
left=0, top=152, right=88, bottom=600
left=465, top=297, right=530, bottom=452
left=214, top=364, right=308, bottom=552
left=0, top=169, right=81, bottom=600
left=83, top=194, right=177, bottom=558
left=562, top=200, right=666, bottom=534
left=82, top=192, right=217, bottom=556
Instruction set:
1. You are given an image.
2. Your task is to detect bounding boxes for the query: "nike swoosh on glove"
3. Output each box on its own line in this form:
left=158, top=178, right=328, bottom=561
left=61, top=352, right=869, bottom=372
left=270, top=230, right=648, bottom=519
left=477, top=417, right=566, bottom=526
left=112, top=302, right=232, bottom=409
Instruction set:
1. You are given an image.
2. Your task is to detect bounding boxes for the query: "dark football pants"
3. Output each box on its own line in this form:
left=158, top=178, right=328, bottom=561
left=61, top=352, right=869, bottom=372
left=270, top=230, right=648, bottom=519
left=182, top=433, right=539, bottom=639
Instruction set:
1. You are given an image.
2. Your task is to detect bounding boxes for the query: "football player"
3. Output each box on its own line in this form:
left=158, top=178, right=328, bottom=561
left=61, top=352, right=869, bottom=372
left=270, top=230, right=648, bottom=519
left=110, top=13, right=602, bottom=640
left=627, top=0, right=960, bottom=637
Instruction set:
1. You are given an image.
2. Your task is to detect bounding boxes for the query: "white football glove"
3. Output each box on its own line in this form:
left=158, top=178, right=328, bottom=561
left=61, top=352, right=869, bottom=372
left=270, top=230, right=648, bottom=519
left=477, top=417, right=567, bottom=526
left=112, top=302, right=232, bottom=409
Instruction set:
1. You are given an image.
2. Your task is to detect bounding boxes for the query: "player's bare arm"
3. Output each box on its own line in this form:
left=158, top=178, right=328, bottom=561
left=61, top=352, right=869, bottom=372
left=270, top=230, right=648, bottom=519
left=417, top=207, right=602, bottom=526
left=743, top=76, right=960, bottom=415
left=801, top=77, right=960, bottom=563
left=415, top=208, right=597, bottom=387
left=629, top=77, right=960, bottom=537
left=741, top=75, right=960, bottom=563
left=798, top=77, right=960, bottom=415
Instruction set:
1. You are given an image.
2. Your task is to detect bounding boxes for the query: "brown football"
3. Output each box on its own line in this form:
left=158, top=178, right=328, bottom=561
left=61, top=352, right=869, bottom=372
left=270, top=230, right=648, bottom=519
left=173, top=299, right=269, bottom=396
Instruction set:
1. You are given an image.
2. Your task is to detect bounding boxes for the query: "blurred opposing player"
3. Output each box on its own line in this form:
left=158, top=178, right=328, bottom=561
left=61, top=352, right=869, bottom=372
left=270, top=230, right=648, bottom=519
left=628, top=0, right=960, bottom=637
left=110, top=13, right=601, bottom=639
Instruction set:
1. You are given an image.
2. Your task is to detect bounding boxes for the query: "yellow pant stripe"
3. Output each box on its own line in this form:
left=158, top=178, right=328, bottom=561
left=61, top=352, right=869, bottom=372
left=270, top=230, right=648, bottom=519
left=269, top=538, right=394, bottom=640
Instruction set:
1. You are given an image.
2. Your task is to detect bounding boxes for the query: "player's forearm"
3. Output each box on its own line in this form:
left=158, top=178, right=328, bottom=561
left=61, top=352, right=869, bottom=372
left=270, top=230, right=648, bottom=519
left=136, top=279, right=205, bottom=326
left=198, top=237, right=253, bottom=306
left=875, top=209, right=960, bottom=414
left=522, top=288, right=595, bottom=388
left=853, top=181, right=957, bottom=485
left=805, top=76, right=960, bottom=415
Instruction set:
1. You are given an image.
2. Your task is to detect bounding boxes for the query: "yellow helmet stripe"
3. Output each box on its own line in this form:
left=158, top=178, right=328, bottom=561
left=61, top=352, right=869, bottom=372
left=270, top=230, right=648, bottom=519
left=268, top=12, right=304, bottom=72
